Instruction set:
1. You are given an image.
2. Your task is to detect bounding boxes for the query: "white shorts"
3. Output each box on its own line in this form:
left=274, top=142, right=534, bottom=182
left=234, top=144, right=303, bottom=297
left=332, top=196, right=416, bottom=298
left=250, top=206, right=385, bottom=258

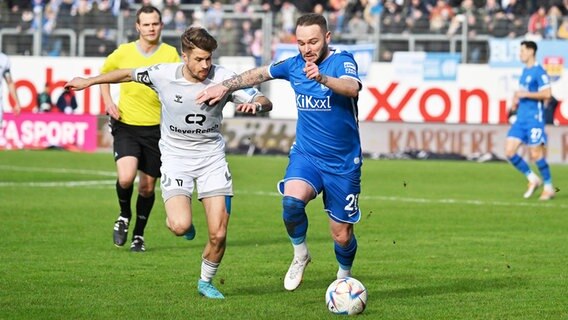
left=160, top=152, right=233, bottom=202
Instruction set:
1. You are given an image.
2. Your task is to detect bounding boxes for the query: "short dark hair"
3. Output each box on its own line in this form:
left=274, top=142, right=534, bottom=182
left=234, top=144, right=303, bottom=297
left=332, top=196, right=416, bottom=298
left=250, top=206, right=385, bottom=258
left=521, top=40, right=538, bottom=54
left=180, top=27, right=218, bottom=53
left=136, top=5, right=161, bottom=23
left=295, top=13, right=328, bottom=33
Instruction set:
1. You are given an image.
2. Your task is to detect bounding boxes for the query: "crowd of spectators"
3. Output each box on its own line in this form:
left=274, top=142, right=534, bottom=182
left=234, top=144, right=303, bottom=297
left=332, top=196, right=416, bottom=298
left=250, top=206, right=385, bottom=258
left=1, top=0, right=568, bottom=61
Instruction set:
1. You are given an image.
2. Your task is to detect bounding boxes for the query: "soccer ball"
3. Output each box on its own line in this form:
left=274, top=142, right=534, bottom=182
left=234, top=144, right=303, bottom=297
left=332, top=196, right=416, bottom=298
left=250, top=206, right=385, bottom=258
left=325, top=277, right=368, bottom=315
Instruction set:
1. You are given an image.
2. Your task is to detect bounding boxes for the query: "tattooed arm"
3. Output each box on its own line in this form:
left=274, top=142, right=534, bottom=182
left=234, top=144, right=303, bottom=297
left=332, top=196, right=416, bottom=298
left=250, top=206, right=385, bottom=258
left=196, top=66, right=272, bottom=105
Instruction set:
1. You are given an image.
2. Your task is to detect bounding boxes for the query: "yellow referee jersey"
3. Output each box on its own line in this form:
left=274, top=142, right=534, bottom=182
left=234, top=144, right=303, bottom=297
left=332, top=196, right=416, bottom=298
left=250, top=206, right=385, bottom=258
left=100, top=41, right=180, bottom=126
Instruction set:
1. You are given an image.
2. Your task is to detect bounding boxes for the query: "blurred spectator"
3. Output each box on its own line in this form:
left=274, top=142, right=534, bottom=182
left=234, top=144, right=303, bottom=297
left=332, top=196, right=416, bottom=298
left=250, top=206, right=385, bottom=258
left=162, top=7, right=176, bottom=29
left=204, top=0, right=224, bottom=31
left=173, top=9, right=187, bottom=30
left=559, top=16, right=568, bottom=39
left=279, top=1, right=297, bottom=34
left=381, top=0, right=405, bottom=34
left=503, top=0, right=526, bottom=18
left=36, top=82, right=53, bottom=113
left=250, top=29, right=263, bottom=66
left=527, top=5, right=548, bottom=39
left=262, top=0, right=283, bottom=14
left=85, top=27, right=117, bottom=56
left=41, top=2, right=60, bottom=56
left=545, top=5, right=562, bottom=39
left=91, top=0, right=117, bottom=29
left=240, top=19, right=254, bottom=56
left=73, top=0, right=94, bottom=32
left=447, top=0, right=480, bottom=37
left=56, top=88, right=78, bottom=114
left=429, top=0, right=455, bottom=33
left=217, top=19, right=240, bottom=56
left=479, top=0, right=502, bottom=34
left=405, top=0, right=432, bottom=33
left=327, top=0, right=349, bottom=33
left=58, top=0, right=75, bottom=29
left=559, top=0, right=568, bottom=15
left=347, top=11, right=371, bottom=35
left=491, top=10, right=514, bottom=37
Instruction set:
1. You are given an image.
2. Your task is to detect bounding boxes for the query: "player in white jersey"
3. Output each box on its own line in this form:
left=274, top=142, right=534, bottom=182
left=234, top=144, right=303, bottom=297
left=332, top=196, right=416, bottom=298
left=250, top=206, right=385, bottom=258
left=0, top=52, right=22, bottom=125
left=65, top=27, right=272, bottom=299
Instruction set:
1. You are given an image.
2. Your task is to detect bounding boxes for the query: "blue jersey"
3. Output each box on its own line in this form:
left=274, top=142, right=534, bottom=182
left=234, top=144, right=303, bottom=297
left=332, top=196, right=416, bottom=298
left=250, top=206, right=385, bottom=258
left=517, top=63, right=550, bottom=124
left=268, top=49, right=362, bottom=173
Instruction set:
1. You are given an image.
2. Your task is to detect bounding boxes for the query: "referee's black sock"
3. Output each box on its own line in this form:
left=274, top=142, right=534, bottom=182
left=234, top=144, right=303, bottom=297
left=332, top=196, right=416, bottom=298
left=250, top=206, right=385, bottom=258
left=133, top=193, right=155, bottom=238
left=116, top=180, right=133, bottom=220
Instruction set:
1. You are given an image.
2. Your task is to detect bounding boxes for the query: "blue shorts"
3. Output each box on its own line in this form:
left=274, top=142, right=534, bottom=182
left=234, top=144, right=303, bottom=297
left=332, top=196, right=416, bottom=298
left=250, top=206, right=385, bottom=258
left=277, top=152, right=362, bottom=224
left=507, top=120, right=547, bottom=146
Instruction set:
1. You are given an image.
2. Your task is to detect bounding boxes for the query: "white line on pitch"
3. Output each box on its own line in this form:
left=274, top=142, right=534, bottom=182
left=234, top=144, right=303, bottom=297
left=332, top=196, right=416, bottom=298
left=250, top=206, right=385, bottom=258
left=0, top=180, right=116, bottom=187
left=238, top=190, right=568, bottom=209
left=0, top=165, right=116, bottom=177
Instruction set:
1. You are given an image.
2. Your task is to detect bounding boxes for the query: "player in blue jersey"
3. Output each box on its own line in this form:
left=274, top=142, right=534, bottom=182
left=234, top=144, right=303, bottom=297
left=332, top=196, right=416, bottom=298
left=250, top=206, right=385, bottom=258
left=505, top=40, right=555, bottom=201
left=197, top=13, right=363, bottom=291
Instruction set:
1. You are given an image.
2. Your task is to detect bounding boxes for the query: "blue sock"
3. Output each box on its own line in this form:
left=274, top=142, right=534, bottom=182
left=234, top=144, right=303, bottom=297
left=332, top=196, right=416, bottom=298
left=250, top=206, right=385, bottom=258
left=334, top=234, right=358, bottom=269
left=536, top=158, right=552, bottom=185
left=282, top=196, right=308, bottom=245
left=508, top=154, right=531, bottom=176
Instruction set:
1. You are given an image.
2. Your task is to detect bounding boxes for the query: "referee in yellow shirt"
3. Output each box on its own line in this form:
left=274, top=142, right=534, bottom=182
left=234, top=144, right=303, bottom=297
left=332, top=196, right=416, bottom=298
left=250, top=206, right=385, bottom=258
left=101, top=5, right=180, bottom=252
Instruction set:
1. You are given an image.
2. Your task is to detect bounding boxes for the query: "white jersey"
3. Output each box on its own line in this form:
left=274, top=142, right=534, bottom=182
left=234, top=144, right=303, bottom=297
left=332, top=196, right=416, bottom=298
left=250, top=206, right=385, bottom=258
left=131, top=63, right=262, bottom=158
left=0, top=52, right=12, bottom=107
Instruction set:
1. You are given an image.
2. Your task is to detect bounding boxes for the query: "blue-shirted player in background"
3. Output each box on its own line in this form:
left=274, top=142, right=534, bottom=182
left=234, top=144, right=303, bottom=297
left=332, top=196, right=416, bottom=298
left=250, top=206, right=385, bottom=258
left=505, top=40, right=555, bottom=201
left=197, top=13, right=363, bottom=291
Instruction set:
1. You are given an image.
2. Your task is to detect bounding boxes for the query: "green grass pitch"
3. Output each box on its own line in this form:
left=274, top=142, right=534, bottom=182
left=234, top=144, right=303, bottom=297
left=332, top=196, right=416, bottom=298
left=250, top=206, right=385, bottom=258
left=1, top=150, right=567, bottom=319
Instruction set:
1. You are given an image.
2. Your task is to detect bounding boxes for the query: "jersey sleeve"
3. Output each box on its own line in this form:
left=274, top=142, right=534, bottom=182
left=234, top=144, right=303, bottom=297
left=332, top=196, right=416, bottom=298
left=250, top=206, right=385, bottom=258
left=131, top=64, right=160, bottom=90
left=230, top=87, right=263, bottom=104
left=537, top=66, right=551, bottom=91
left=268, top=58, right=293, bottom=80
left=334, top=52, right=362, bottom=85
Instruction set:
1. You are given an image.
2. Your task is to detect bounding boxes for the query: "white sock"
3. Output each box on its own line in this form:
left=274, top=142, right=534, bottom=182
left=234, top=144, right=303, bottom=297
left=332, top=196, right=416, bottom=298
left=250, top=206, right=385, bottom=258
left=527, top=172, right=540, bottom=183
left=293, top=242, right=309, bottom=258
left=200, top=258, right=219, bottom=282
left=337, top=266, right=352, bottom=279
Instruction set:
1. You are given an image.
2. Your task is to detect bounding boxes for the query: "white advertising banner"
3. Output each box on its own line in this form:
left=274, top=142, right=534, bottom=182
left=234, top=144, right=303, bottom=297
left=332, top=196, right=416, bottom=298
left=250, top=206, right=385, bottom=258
left=2, top=57, right=567, bottom=125
left=267, top=63, right=568, bottom=124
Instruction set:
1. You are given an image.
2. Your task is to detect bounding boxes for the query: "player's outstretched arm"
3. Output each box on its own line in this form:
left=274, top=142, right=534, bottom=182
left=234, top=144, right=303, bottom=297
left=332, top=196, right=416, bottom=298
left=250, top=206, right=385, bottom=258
left=196, top=66, right=271, bottom=105
left=64, top=69, right=134, bottom=91
left=235, top=96, right=273, bottom=114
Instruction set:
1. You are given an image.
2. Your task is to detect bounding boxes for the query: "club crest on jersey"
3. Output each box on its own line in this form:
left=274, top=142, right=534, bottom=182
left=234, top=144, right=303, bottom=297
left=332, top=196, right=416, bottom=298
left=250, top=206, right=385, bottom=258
left=174, top=95, right=183, bottom=103
left=136, top=71, right=152, bottom=85
left=296, top=94, right=331, bottom=111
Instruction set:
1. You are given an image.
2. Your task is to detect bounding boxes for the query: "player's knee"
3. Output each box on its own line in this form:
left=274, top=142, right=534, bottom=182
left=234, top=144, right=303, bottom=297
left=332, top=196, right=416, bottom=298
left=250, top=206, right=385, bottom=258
left=333, top=233, right=352, bottom=247
left=138, top=188, right=154, bottom=198
left=208, top=229, right=227, bottom=248
left=282, top=196, right=306, bottom=221
left=117, top=178, right=134, bottom=189
left=167, top=218, right=189, bottom=236
left=332, top=227, right=354, bottom=247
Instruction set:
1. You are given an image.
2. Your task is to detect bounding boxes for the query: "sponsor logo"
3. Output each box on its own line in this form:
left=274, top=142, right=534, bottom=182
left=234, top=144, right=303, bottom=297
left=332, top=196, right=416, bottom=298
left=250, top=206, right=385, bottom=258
left=296, top=94, right=331, bottom=111
left=169, top=124, right=219, bottom=134
left=185, top=114, right=206, bottom=126
left=174, top=95, right=183, bottom=103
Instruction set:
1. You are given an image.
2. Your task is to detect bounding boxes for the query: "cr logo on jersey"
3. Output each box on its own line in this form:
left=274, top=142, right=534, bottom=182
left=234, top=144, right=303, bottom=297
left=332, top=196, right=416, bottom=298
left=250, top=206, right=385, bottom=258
left=185, top=113, right=206, bottom=126
left=136, top=71, right=152, bottom=85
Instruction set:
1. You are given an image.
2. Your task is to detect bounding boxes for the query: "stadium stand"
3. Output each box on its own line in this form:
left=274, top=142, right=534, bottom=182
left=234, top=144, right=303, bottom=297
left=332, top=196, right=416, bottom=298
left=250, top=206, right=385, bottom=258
left=1, top=0, right=567, bottom=63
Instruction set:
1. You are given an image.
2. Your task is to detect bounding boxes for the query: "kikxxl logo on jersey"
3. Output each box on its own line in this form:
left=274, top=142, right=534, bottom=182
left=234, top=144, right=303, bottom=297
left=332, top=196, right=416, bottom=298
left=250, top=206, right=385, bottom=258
left=296, top=94, right=331, bottom=111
